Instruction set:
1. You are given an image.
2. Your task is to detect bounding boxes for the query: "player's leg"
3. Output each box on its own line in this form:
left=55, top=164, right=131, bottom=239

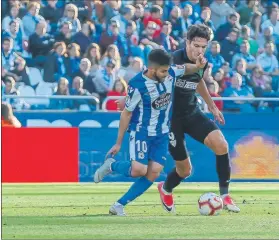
left=94, top=131, right=147, bottom=183
left=158, top=121, right=190, bottom=212
left=110, top=134, right=168, bottom=215
left=186, top=111, right=240, bottom=212
left=203, top=129, right=240, bottom=212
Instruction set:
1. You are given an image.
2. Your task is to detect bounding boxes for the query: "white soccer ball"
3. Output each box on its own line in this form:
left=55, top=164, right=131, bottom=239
left=198, top=192, right=223, bottom=216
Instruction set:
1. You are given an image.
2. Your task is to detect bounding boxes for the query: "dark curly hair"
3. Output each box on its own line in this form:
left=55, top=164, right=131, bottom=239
left=186, top=24, right=212, bottom=42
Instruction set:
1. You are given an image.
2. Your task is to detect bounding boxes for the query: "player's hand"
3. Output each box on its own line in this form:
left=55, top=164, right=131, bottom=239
left=106, top=144, right=121, bottom=158
left=209, top=106, right=225, bottom=125
left=196, top=54, right=207, bottom=69
left=116, top=98, right=125, bottom=111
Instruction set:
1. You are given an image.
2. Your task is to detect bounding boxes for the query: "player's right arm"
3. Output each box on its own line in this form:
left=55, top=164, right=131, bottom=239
left=107, top=86, right=141, bottom=156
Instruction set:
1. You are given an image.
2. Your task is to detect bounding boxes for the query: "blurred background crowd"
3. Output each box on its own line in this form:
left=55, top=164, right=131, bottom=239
left=1, top=0, right=279, bottom=112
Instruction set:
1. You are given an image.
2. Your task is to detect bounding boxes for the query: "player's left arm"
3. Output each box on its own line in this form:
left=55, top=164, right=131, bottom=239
left=197, top=79, right=225, bottom=125
left=183, top=54, right=207, bottom=75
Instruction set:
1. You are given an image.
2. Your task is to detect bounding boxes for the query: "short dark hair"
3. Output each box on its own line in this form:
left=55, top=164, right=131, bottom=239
left=148, top=49, right=172, bottom=67
left=150, top=5, right=162, bottom=14
left=229, top=12, right=238, bottom=19
left=186, top=24, right=211, bottom=42
left=126, top=20, right=136, bottom=29
left=2, top=37, right=12, bottom=43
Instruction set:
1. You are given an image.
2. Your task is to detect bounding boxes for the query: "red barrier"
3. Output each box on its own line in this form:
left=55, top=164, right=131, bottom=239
left=2, top=128, right=79, bottom=183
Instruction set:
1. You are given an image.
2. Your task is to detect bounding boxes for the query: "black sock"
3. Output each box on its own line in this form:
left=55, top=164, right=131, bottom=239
left=163, top=168, right=184, bottom=193
left=216, top=153, right=231, bottom=195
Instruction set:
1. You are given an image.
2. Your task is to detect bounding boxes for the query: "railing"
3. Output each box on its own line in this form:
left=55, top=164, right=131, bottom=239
left=3, top=95, right=279, bottom=111
left=3, top=95, right=100, bottom=111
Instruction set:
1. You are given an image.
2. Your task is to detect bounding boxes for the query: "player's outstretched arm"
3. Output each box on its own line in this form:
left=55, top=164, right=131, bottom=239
left=107, top=109, right=133, bottom=157
left=197, top=79, right=225, bottom=125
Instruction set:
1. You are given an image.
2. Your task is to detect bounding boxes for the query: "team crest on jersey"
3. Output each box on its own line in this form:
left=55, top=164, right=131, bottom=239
left=152, top=93, right=171, bottom=110
left=138, top=151, right=145, bottom=159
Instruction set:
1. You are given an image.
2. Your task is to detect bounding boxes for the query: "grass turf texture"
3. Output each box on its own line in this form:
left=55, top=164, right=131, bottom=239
left=2, top=183, right=279, bottom=239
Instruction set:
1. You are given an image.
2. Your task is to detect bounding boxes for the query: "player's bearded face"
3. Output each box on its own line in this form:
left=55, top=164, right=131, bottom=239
left=153, top=66, right=169, bottom=82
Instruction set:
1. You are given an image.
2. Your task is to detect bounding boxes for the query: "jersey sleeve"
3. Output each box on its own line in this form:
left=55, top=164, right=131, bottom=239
left=171, top=65, right=186, bottom=78
left=125, top=85, right=141, bottom=112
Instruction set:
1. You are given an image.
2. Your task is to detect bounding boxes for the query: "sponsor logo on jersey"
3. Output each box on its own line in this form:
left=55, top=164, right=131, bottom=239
left=175, top=79, right=198, bottom=90
left=152, top=93, right=171, bottom=110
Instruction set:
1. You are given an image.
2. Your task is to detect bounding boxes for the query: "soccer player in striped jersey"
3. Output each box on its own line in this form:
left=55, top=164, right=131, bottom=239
left=94, top=49, right=206, bottom=216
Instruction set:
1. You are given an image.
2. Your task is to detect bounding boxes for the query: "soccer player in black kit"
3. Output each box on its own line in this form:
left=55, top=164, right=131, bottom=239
left=158, top=24, right=240, bottom=213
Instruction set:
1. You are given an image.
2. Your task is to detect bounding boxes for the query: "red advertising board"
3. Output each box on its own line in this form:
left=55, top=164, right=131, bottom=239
left=2, top=128, right=79, bottom=183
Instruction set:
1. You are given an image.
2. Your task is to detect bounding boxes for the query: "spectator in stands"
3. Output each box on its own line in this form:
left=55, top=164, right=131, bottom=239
left=143, top=5, right=163, bottom=38
left=2, top=76, right=21, bottom=110
left=43, top=42, right=67, bottom=83
left=86, top=0, right=104, bottom=26
left=222, top=72, right=255, bottom=112
left=72, top=21, right=96, bottom=55
left=207, top=80, right=223, bottom=111
left=133, top=4, right=145, bottom=37
left=2, top=1, right=25, bottom=38
left=168, top=6, right=183, bottom=42
left=65, top=43, right=81, bottom=80
left=103, top=0, right=121, bottom=26
left=40, top=0, right=63, bottom=34
left=121, top=20, right=143, bottom=66
left=186, top=0, right=201, bottom=23
left=55, top=21, right=73, bottom=46
left=250, top=66, right=272, bottom=97
left=70, top=76, right=94, bottom=110
left=210, top=0, right=234, bottom=29
left=2, top=38, right=19, bottom=72
left=29, top=21, right=54, bottom=65
left=139, top=21, right=160, bottom=63
left=206, top=41, right=225, bottom=75
left=1, top=102, right=21, bottom=128
left=213, top=68, right=225, bottom=92
left=50, top=77, right=73, bottom=110
left=2, top=20, right=23, bottom=52
left=237, top=0, right=259, bottom=25
left=74, top=58, right=96, bottom=94
left=257, top=27, right=278, bottom=55
left=155, top=21, right=178, bottom=53
left=99, top=19, right=128, bottom=57
left=247, top=11, right=262, bottom=40
left=232, top=40, right=257, bottom=70
left=22, top=2, right=45, bottom=38
left=257, top=41, right=279, bottom=90
left=221, top=61, right=234, bottom=86
left=106, top=78, right=127, bottom=111
left=57, top=3, right=81, bottom=35
left=101, top=44, right=121, bottom=72
left=123, top=57, right=144, bottom=82
left=9, top=55, right=30, bottom=86
left=84, top=43, right=102, bottom=76
left=180, top=4, right=193, bottom=38
left=237, top=25, right=259, bottom=56
left=215, top=12, right=239, bottom=42
left=111, top=5, right=135, bottom=35
left=220, top=28, right=239, bottom=65
left=234, top=58, right=251, bottom=87
left=261, top=8, right=279, bottom=37
left=93, top=59, right=117, bottom=100
left=196, top=7, right=215, bottom=32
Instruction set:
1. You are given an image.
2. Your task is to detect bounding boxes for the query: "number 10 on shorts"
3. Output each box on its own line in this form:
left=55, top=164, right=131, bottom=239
left=129, top=131, right=148, bottom=162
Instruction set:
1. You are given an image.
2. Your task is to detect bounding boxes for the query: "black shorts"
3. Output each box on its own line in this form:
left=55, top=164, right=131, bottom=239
left=169, top=110, right=219, bottom=161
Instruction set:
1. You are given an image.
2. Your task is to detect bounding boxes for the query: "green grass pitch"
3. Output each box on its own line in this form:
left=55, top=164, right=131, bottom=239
left=2, top=183, right=279, bottom=239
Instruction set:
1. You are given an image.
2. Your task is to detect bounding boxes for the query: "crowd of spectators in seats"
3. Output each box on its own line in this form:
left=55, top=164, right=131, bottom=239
left=1, top=0, right=279, bottom=112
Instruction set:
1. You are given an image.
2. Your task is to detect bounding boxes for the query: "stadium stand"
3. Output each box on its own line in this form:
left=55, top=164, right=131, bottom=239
left=1, top=0, right=279, bottom=112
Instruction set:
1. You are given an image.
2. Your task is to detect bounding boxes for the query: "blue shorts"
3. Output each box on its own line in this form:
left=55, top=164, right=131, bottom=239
left=129, top=131, right=169, bottom=166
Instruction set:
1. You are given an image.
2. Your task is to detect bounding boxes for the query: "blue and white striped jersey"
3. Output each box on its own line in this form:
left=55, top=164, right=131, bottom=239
left=125, top=65, right=186, bottom=136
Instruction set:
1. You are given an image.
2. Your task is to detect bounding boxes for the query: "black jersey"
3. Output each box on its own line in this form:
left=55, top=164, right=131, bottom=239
left=172, top=48, right=208, bottom=119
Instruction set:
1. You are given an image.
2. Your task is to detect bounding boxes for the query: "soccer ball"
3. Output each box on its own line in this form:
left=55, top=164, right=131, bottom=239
left=198, top=192, right=223, bottom=216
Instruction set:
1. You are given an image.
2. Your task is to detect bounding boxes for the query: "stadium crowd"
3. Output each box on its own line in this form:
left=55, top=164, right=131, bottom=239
left=1, top=0, right=279, bottom=112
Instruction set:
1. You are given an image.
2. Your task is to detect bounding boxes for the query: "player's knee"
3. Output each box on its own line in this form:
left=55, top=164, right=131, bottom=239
left=176, top=164, right=192, bottom=178
left=131, top=165, right=147, bottom=177
left=214, top=139, right=229, bottom=155
left=146, top=171, right=160, bottom=182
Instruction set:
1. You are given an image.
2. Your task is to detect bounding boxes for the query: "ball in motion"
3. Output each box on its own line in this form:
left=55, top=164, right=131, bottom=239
left=198, top=192, right=223, bottom=216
